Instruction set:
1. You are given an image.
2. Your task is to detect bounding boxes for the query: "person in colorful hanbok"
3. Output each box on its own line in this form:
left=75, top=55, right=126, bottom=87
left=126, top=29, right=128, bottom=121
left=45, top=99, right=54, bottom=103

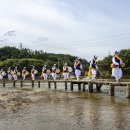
left=90, top=56, right=98, bottom=81
left=63, top=63, right=69, bottom=80
left=42, top=65, right=48, bottom=80
left=111, top=51, right=125, bottom=83
left=52, top=64, right=57, bottom=80
left=74, top=58, right=82, bottom=81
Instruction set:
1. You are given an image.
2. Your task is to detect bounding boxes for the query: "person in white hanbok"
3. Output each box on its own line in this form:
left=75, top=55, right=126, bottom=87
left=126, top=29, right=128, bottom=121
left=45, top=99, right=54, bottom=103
left=52, top=64, right=57, bottom=80
left=7, top=67, right=12, bottom=80
left=42, top=65, right=48, bottom=80
left=111, top=51, right=124, bottom=82
left=13, top=66, right=18, bottom=80
left=0, top=68, right=4, bottom=80
left=63, top=63, right=69, bottom=80
left=31, top=66, right=36, bottom=80
left=90, top=56, right=98, bottom=81
left=22, top=67, right=27, bottom=80
left=74, top=58, right=82, bottom=81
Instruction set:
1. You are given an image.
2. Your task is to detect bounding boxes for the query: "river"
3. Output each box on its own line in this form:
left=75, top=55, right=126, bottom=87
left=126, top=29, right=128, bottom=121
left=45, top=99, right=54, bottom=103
left=0, top=83, right=130, bottom=130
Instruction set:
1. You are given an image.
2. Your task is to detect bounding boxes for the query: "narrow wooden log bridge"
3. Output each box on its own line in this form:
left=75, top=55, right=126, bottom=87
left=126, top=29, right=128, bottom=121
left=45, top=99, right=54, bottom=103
left=0, top=79, right=130, bottom=99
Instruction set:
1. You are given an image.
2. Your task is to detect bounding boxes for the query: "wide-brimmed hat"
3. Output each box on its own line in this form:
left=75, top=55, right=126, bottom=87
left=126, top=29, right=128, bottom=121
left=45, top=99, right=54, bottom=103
left=115, top=51, right=120, bottom=55
left=94, top=55, right=98, bottom=59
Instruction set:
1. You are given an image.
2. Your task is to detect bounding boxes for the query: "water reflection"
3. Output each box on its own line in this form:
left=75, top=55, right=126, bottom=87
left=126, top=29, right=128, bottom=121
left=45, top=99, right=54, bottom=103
left=0, top=86, right=130, bottom=130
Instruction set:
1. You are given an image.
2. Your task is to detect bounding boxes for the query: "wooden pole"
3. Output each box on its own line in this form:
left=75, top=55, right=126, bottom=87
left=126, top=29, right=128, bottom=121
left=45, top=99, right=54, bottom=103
left=38, top=81, right=40, bottom=88
left=126, top=84, right=130, bottom=98
left=65, top=82, right=67, bottom=90
left=3, top=80, right=5, bottom=87
left=54, top=82, right=56, bottom=89
left=32, top=80, right=34, bottom=88
left=78, top=83, right=81, bottom=91
left=20, top=80, right=23, bottom=88
left=13, top=80, right=15, bottom=87
left=96, top=84, right=101, bottom=92
left=88, top=82, right=93, bottom=93
left=48, top=81, right=51, bottom=88
left=108, top=84, right=115, bottom=96
left=70, top=82, right=73, bottom=91
left=83, top=83, right=85, bottom=91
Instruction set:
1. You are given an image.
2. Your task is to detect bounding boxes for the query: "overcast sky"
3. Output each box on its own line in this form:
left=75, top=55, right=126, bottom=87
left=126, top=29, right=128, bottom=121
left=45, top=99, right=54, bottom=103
left=0, top=0, right=130, bottom=60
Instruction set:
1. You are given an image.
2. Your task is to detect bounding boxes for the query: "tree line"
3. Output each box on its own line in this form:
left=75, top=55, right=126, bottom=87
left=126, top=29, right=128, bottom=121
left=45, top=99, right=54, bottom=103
left=0, top=46, right=130, bottom=78
left=0, top=46, right=89, bottom=74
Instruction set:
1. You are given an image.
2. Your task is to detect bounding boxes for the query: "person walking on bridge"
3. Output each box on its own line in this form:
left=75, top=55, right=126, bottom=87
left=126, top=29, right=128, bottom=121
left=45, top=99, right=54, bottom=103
left=111, top=51, right=125, bottom=83
left=89, top=55, right=98, bottom=81
left=74, top=58, right=82, bottom=81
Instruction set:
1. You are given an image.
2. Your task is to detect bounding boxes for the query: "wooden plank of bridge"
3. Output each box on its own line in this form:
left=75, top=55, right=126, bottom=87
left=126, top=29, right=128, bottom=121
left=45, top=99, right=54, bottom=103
left=126, top=84, right=130, bottom=98
left=108, top=84, right=115, bottom=96
left=88, top=82, right=93, bottom=93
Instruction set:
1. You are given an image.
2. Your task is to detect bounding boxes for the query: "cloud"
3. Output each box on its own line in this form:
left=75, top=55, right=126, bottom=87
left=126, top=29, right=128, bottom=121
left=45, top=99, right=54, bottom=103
left=4, top=30, right=16, bottom=36
left=0, top=0, right=130, bottom=60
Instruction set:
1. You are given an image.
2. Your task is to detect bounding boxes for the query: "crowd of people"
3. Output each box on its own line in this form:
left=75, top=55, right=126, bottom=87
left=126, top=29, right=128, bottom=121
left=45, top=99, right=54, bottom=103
left=0, top=51, right=125, bottom=82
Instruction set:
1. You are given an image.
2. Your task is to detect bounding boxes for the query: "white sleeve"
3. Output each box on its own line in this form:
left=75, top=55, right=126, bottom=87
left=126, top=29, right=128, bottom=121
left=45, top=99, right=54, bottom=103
left=74, top=62, right=76, bottom=69
left=80, top=64, right=82, bottom=69
left=112, top=57, right=119, bottom=65
left=120, top=60, right=123, bottom=64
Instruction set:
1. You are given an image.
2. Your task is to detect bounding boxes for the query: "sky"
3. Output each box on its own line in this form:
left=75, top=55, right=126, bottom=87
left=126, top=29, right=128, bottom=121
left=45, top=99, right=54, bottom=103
left=0, top=0, right=130, bottom=60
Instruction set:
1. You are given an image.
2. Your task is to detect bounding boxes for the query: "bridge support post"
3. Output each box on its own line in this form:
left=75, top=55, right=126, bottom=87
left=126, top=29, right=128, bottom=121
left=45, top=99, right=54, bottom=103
left=65, top=82, right=67, bottom=90
left=83, top=83, right=85, bottom=91
left=126, top=84, right=130, bottom=98
left=88, top=82, right=93, bottom=93
left=78, top=83, right=81, bottom=91
left=108, top=84, right=115, bottom=96
left=54, top=82, right=57, bottom=89
left=3, top=80, right=5, bottom=87
left=20, top=80, right=23, bottom=88
left=70, top=82, right=73, bottom=91
left=38, top=81, right=40, bottom=88
left=32, top=80, right=34, bottom=88
left=13, top=81, right=15, bottom=87
left=96, top=84, right=102, bottom=92
left=48, top=82, right=51, bottom=88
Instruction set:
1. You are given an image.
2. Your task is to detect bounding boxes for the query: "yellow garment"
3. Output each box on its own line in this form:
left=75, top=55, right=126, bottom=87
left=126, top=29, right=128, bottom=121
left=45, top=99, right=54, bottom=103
left=115, top=55, right=121, bottom=60
left=88, top=66, right=92, bottom=77
left=75, top=61, right=80, bottom=66
left=110, top=63, right=113, bottom=68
